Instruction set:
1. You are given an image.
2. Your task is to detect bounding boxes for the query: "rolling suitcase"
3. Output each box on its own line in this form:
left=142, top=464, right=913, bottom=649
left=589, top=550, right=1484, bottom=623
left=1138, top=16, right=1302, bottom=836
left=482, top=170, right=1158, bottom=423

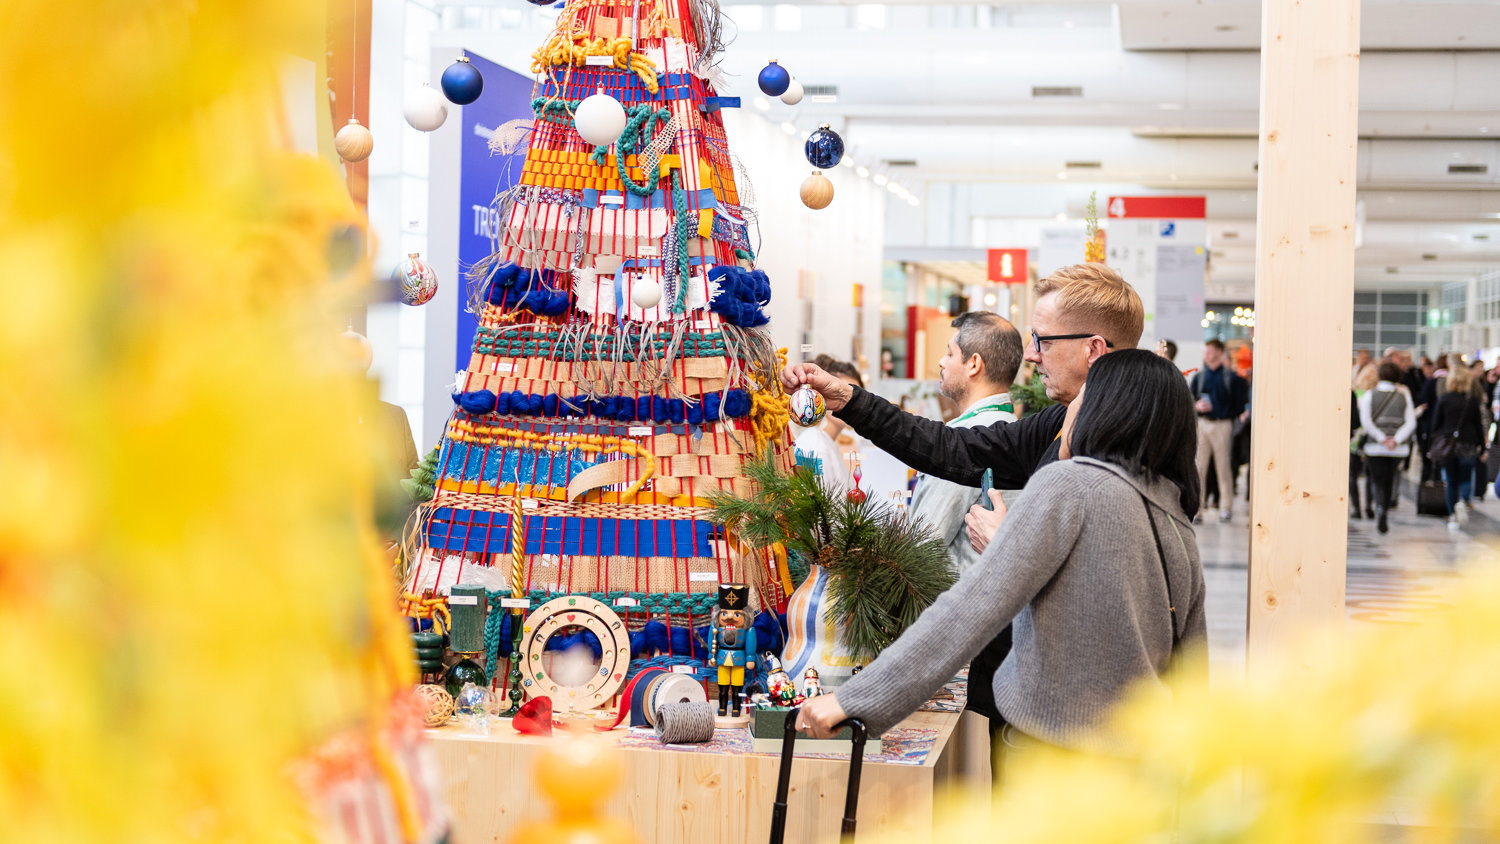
left=769, top=708, right=869, bottom=843
left=1417, top=479, right=1449, bottom=517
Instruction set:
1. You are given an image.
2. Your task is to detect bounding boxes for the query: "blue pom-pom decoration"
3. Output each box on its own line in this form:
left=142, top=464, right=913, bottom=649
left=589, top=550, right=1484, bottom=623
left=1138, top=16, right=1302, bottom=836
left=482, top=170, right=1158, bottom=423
left=757, top=61, right=790, bottom=97
left=707, top=265, right=772, bottom=327
left=484, top=263, right=571, bottom=316
left=453, top=389, right=498, bottom=414
left=440, top=56, right=484, bottom=105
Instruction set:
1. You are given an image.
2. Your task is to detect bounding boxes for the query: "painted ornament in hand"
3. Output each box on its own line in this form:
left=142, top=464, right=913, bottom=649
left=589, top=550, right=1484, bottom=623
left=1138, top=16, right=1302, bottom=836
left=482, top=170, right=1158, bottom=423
left=757, top=60, right=790, bottom=97
left=804, top=124, right=845, bottom=170
left=440, top=55, right=484, bottom=105
left=404, top=83, right=448, bottom=131
left=799, top=171, right=834, bottom=210
left=779, top=78, right=804, bottom=106
left=334, top=118, right=374, bottom=162
left=789, top=385, right=826, bottom=427
left=395, top=252, right=439, bottom=306
left=574, top=89, right=627, bottom=146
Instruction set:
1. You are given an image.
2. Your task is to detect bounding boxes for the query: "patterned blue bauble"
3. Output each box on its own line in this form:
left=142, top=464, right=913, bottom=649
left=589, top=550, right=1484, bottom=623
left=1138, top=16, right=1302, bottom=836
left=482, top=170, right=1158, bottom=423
left=440, top=56, right=484, bottom=105
left=804, top=124, right=845, bottom=170
left=757, top=60, right=790, bottom=97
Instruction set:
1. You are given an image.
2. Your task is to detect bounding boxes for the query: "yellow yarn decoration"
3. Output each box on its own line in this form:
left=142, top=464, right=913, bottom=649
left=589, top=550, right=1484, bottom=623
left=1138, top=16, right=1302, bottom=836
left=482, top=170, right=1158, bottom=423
left=749, top=347, right=793, bottom=455
left=531, top=35, right=659, bottom=93
left=0, top=2, right=434, bottom=841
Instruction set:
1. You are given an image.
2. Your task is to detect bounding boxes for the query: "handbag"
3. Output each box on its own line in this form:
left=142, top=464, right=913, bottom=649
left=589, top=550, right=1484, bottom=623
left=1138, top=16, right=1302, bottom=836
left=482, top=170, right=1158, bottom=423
left=1138, top=493, right=1182, bottom=664
left=1428, top=394, right=1472, bottom=464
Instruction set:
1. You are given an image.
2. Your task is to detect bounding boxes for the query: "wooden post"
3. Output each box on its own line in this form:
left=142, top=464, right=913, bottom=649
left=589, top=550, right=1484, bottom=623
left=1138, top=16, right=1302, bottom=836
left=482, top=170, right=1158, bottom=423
left=1246, top=0, right=1361, bottom=675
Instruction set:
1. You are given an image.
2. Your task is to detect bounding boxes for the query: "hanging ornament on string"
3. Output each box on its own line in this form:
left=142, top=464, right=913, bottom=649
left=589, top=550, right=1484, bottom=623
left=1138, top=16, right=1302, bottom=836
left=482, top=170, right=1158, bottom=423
left=631, top=279, right=663, bottom=309
left=395, top=252, right=439, bottom=306
left=440, top=54, right=484, bottom=105
left=780, top=79, right=804, bottom=106
left=757, top=60, right=790, bottom=97
left=335, top=118, right=374, bottom=162
left=799, top=171, right=834, bottom=210
left=404, top=83, right=448, bottom=131
left=574, top=88, right=627, bottom=146
left=804, top=124, right=845, bottom=170
left=789, top=385, right=826, bottom=427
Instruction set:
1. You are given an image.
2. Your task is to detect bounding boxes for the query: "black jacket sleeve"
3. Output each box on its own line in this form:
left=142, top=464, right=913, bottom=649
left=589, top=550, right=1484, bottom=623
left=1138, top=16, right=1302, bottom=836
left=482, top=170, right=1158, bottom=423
left=835, top=388, right=1067, bottom=488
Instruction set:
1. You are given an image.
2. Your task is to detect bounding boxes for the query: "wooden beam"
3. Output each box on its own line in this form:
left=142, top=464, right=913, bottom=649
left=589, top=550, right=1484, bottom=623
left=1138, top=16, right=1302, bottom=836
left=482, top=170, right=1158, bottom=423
left=1246, top=0, right=1361, bottom=674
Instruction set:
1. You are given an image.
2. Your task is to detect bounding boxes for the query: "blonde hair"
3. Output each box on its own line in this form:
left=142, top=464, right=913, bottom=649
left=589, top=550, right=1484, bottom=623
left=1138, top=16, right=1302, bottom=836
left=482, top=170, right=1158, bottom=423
left=1033, top=263, right=1145, bottom=349
left=1446, top=361, right=1478, bottom=396
left=1354, top=364, right=1379, bottom=393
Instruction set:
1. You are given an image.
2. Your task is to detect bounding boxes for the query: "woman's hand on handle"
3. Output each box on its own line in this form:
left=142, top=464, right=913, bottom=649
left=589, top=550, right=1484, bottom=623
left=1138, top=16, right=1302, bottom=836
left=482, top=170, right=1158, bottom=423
left=780, top=363, right=855, bottom=413
left=795, top=693, right=850, bottom=739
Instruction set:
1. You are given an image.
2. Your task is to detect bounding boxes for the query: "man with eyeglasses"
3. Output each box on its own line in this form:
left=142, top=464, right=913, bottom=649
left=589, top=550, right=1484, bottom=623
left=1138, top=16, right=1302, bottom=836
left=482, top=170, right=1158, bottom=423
left=780, top=262, right=1145, bottom=745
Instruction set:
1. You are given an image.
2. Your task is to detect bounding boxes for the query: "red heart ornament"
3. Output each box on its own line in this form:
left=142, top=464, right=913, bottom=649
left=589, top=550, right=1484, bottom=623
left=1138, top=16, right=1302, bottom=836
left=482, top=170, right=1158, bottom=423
left=513, top=696, right=554, bottom=736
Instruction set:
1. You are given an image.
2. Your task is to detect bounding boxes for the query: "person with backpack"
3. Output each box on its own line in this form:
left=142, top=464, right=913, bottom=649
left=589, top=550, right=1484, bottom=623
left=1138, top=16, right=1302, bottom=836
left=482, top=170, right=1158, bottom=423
left=1357, top=362, right=1417, bottom=534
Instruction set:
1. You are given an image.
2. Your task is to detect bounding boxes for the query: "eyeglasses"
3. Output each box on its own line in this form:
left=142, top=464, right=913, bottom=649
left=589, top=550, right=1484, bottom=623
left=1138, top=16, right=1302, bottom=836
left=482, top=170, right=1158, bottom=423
left=1031, top=330, right=1114, bottom=355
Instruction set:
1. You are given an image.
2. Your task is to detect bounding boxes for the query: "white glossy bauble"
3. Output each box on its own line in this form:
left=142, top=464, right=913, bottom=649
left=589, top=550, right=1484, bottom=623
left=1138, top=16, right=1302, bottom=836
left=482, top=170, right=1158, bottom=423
left=780, top=79, right=804, bottom=106
left=404, top=84, right=449, bottom=132
left=631, top=279, right=663, bottom=309
left=573, top=90, right=627, bottom=146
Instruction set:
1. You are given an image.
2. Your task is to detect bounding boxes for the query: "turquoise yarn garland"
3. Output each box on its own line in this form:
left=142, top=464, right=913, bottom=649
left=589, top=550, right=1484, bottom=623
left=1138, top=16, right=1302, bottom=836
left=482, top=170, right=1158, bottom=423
left=531, top=97, right=579, bottom=124
left=590, top=104, right=671, bottom=197
left=482, top=589, right=720, bottom=669
left=671, top=170, right=693, bottom=314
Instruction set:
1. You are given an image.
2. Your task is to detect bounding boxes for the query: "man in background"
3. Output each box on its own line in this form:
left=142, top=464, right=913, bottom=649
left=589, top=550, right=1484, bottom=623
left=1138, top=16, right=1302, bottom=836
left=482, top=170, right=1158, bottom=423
left=1191, top=339, right=1250, bottom=523
left=908, top=312, right=1024, bottom=576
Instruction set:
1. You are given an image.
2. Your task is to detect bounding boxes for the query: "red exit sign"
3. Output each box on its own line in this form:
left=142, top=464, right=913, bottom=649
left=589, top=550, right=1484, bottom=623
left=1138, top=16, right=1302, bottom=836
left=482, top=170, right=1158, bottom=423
left=986, top=248, right=1028, bottom=284
left=1106, top=196, right=1206, bottom=219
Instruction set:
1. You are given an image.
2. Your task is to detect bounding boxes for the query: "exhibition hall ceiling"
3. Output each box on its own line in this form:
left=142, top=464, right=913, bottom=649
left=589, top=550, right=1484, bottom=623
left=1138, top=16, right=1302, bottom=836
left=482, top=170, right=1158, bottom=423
left=429, top=0, right=1500, bottom=290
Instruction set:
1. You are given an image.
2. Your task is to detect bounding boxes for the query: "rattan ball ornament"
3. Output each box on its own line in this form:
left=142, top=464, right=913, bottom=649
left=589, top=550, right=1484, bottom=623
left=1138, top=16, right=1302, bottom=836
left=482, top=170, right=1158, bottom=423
left=404, top=83, right=448, bottom=131
left=799, top=171, right=834, bottom=210
left=574, top=89, right=627, bottom=146
left=757, top=60, right=790, bottom=97
left=334, top=118, right=374, bottom=162
left=440, top=54, right=484, bottom=105
left=789, top=385, right=826, bottom=427
left=394, top=252, right=439, bottom=306
left=414, top=684, right=455, bottom=727
left=779, top=78, right=804, bottom=106
left=631, top=278, right=663, bottom=309
left=804, top=124, right=845, bottom=170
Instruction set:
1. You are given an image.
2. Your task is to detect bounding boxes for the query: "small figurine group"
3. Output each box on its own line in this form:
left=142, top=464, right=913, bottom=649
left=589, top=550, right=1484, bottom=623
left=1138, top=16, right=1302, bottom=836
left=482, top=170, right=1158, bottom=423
left=763, top=655, right=822, bottom=707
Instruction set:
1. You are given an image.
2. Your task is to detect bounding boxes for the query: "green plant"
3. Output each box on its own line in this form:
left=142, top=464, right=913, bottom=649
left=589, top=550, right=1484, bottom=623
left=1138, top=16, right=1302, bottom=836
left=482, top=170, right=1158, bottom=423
left=1010, top=371, right=1057, bottom=417
left=401, top=447, right=440, bottom=502
left=708, top=451, right=955, bottom=661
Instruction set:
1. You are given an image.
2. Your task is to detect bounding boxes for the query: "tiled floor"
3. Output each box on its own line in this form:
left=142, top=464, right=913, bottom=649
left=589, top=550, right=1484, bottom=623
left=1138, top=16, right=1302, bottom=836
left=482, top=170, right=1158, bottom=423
left=1197, top=472, right=1500, bottom=681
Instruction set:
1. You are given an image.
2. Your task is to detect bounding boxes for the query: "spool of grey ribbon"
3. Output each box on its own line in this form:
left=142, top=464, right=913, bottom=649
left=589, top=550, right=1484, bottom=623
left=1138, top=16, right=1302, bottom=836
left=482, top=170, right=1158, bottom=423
left=654, top=701, right=717, bottom=744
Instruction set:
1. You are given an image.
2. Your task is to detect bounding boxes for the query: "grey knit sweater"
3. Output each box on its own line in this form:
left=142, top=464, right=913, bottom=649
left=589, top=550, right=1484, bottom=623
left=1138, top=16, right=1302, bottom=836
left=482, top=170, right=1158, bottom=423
left=835, top=457, right=1207, bottom=749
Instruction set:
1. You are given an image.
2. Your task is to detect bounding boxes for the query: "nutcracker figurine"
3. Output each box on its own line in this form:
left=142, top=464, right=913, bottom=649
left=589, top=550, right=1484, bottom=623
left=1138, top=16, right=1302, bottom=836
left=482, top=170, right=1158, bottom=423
left=710, top=584, right=757, bottom=718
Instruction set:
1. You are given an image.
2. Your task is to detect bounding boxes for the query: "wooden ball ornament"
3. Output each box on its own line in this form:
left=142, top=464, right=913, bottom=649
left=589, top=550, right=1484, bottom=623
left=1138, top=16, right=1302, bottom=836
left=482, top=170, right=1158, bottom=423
left=800, top=171, right=834, bottom=210
left=413, top=684, right=455, bottom=727
left=334, top=118, right=374, bottom=162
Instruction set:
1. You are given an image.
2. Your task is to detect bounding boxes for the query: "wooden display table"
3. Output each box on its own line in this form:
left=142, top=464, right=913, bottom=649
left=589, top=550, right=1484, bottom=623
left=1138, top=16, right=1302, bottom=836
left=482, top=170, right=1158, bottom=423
left=429, top=707, right=966, bottom=843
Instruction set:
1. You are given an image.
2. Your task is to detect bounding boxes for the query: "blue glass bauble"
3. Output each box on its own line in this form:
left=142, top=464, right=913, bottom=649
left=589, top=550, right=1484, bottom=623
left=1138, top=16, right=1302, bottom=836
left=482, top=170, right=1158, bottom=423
left=440, top=56, right=484, bottom=105
left=757, top=61, right=790, bottom=97
left=804, top=124, right=845, bottom=170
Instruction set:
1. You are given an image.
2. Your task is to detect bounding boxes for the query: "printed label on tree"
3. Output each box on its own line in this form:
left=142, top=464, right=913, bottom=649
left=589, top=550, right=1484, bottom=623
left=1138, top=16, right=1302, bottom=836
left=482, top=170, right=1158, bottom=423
left=448, top=595, right=479, bottom=606
left=688, top=572, right=717, bottom=582
left=671, top=665, right=696, bottom=674
left=584, top=55, right=615, bottom=66
left=628, top=426, right=653, bottom=437
left=494, top=362, right=514, bottom=373
left=614, top=597, right=639, bottom=607
left=500, top=597, right=531, bottom=609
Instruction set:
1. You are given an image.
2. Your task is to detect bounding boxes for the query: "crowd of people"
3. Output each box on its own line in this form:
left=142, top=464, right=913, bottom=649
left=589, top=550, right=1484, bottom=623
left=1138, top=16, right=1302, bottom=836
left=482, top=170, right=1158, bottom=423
left=779, top=262, right=1494, bottom=782
left=1350, top=347, right=1497, bottom=532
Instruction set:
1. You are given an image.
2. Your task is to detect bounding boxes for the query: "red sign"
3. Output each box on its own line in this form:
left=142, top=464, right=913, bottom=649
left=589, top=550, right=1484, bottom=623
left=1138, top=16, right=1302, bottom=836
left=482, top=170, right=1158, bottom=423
left=1106, top=196, right=1206, bottom=219
left=986, top=248, right=1028, bottom=284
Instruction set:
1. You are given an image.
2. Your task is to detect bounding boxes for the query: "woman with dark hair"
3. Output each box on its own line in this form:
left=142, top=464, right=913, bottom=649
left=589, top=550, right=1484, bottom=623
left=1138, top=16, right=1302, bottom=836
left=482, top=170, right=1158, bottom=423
left=1430, top=362, right=1488, bottom=529
left=795, top=350, right=1206, bottom=768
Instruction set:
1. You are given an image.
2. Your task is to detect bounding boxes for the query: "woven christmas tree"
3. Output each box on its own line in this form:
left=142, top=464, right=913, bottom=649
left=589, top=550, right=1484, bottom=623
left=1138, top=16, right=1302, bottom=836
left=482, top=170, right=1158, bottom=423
left=402, top=0, right=794, bottom=687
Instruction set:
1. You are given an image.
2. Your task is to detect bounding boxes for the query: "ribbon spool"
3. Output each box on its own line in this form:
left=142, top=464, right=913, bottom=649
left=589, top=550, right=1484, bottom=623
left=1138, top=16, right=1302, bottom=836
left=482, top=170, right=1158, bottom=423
left=654, top=702, right=716, bottom=744
left=603, top=667, right=708, bottom=730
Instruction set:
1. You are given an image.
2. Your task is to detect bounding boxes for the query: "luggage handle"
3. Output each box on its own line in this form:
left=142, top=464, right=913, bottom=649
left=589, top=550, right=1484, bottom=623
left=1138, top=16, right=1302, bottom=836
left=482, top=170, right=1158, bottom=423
left=769, top=707, right=869, bottom=843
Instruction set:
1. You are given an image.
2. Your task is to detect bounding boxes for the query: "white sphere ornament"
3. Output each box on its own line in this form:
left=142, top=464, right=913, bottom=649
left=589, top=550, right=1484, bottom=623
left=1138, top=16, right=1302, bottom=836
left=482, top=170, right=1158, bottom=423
left=404, top=83, right=449, bottom=132
left=574, top=89, right=627, bottom=146
left=334, top=118, right=374, bottom=162
left=789, top=385, right=827, bottom=428
left=799, top=170, right=834, bottom=210
left=631, top=279, right=663, bottom=309
left=780, top=79, right=804, bottom=106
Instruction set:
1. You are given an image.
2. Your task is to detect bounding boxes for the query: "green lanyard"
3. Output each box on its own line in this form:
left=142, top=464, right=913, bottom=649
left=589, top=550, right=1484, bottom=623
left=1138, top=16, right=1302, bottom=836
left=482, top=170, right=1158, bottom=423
left=954, top=397, right=1014, bottom=424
